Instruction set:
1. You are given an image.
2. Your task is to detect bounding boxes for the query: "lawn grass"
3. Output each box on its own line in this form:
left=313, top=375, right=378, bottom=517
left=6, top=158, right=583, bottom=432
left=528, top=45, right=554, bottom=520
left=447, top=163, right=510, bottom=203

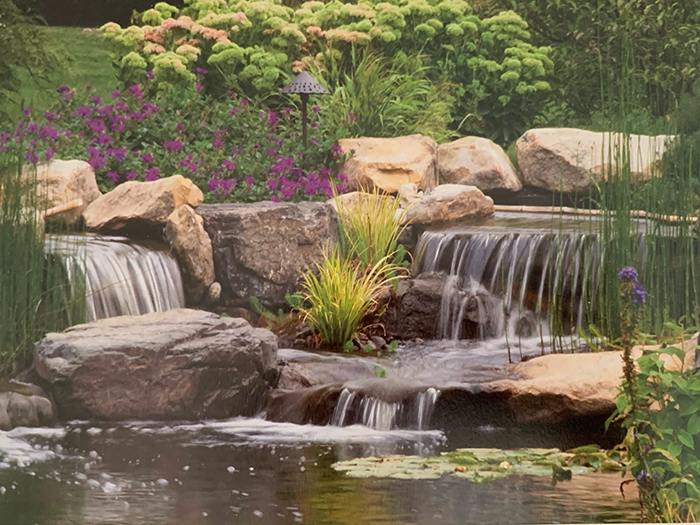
left=3, top=26, right=117, bottom=121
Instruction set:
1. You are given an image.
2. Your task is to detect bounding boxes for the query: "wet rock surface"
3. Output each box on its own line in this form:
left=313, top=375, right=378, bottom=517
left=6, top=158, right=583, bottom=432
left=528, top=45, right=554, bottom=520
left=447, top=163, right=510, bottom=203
left=34, top=309, right=278, bottom=421
left=199, top=201, right=338, bottom=310
left=401, top=184, right=494, bottom=225
left=0, top=381, right=55, bottom=431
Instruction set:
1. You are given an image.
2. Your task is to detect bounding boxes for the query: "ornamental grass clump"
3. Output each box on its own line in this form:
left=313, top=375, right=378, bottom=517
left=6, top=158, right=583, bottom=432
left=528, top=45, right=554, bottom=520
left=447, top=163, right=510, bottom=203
left=299, top=248, right=401, bottom=348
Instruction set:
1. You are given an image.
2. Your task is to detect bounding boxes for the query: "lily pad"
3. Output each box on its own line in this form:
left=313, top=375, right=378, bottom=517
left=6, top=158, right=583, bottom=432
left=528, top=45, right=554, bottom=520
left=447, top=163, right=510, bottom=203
left=332, top=447, right=626, bottom=482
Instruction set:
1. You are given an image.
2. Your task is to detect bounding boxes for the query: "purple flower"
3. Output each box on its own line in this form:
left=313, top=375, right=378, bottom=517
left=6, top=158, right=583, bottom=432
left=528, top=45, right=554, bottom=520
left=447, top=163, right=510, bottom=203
left=56, top=86, right=70, bottom=94
left=106, top=171, right=119, bottom=183
left=73, top=106, right=92, bottom=118
left=96, top=105, right=113, bottom=117
left=111, top=90, right=121, bottom=99
left=268, top=111, right=278, bottom=127
left=144, top=167, right=160, bottom=181
left=267, top=148, right=276, bottom=156
left=44, top=111, right=57, bottom=122
left=222, top=159, right=235, bottom=171
left=127, top=112, right=145, bottom=121
left=632, top=284, right=647, bottom=304
left=141, top=153, right=154, bottom=163
left=617, top=266, right=639, bottom=283
left=95, top=133, right=113, bottom=146
left=270, top=196, right=281, bottom=203
left=331, top=143, right=343, bottom=156
left=107, top=147, right=128, bottom=161
left=244, top=176, right=255, bottom=188
left=39, top=126, right=58, bottom=140
left=310, top=136, right=320, bottom=145
left=311, top=105, right=320, bottom=113
left=23, top=107, right=32, bottom=116
left=26, top=123, right=39, bottom=134
left=212, top=138, right=223, bottom=148
left=266, top=178, right=279, bottom=191
left=164, top=140, right=183, bottom=151
left=126, top=170, right=138, bottom=180
left=228, top=107, right=239, bottom=115
left=90, top=96, right=103, bottom=105
left=127, top=84, right=143, bottom=99
left=146, top=70, right=154, bottom=80
left=195, top=82, right=202, bottom=91
left=88, top=156, right=106, bottom=169
left=85, top=119, right=107, bottom=134
left=176, top=122, right=185, bottom=132
left=25, top=151, right=38, bottom=164
left=348, top=113, right=357, bottom=122
left=195, top=67, right=208, bottom=75
left=240, top=98, right=249, bottom=106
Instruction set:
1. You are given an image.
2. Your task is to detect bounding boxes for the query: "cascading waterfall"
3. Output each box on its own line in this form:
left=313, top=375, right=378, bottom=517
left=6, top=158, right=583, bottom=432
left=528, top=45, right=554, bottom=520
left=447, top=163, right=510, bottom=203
left=414, top=229, right=608, bottom=341
left=46, top=235, right=185, bottom=321
left=330, top=388, right=439, bottom=431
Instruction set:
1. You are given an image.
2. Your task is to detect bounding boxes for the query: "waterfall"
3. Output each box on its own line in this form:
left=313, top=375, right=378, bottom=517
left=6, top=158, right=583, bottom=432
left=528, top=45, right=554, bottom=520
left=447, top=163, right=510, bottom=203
left=46, top=235, right=185, bottom=321
left=330, top=388, right=439, bottom=431
left=414, top=229, right=607, bottom=341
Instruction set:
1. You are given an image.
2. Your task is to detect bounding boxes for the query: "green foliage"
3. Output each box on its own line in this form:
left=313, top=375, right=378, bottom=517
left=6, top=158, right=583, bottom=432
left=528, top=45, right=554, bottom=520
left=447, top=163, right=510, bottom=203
left=491, top=0, right=700, bottom=122
left=0, top=0, right=61, bottom=120
left=298, top=248, right=401, bottom=348
left=315, top=51, right=454, bottom=142
left=614, top=339, right=700, bottom=522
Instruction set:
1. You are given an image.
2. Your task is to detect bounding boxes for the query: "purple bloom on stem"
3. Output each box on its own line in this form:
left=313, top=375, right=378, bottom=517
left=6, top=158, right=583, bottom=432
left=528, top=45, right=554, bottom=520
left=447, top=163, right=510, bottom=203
left=244, top=176, right=255, bottom=188
left=146, top=70, right=154, bottom=80
left=25, top=151, right=38, bottom=164
left=127, top=84, right=143, bottom=98
left=96, top=105, right=113, bottom=117
left=176, top=122, right=185, bottom=132
left=23, top=107, right=32, bottom=116
left=127, top=112, right=145, bottom=121
left=39, top=126, right=58, bottom=140
left=240, top=98, right=249, bottom=106
left=195, top=67, right=208, bottom=75
left=632, top=284, right=647, bottom=304
left=26, top=123, right=39, bottom=134
left=90, top=96, right=103, bottom=105
left=95, top=133, right=113, bottom=146
left=212, top=138, right=223, bottom=148
left=73, top=106, right=92, bottom=118
left=331, top=143, right=343, bottom=156
left=266, top=178, right=279, bottom=191
left=348, top=113, right=357, bottom=122
left=88, top=156, right=106, bottom=169
left=270, top=196, right=281, bottom=203
left=44, top=111, right=57, bottom=121
left=228, top=107, right=239, bottom=115
left=164, top=140, right=184, bottom=151
left=267, top=148, right=276, bottom=156
left=195, top=82, right=202, bottom=91
left=310, top=136, right=320, bottom=145
left=617, top=266, right=639, bottom=283
left=112, top=90, right=121, bottom=99
left=125, top=170, right=138, bottom=180
left=144, top=167, right=160, bottom=181
left=141, top=153, right=154, bottom=163
left=106, top=171, right=119, bottom=183
left=142, top=102, right=159, bottom=115
left=222, top=159, right=235, bottom=171
left=85, top=119, right=107, bottom=134
left=44, top=147, right=55, bottom=161
left=62, top=92, right=73, bottom=100
left=268, top=111, right=278, bottom=127
left=56, top=86, right=70, bottom=94
left=311, top=105, right=320, bottom=113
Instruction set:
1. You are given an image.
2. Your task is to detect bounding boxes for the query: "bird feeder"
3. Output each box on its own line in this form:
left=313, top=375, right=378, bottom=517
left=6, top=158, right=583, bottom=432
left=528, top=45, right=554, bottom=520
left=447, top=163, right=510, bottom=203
left=281, top=72, right=330, bottom=148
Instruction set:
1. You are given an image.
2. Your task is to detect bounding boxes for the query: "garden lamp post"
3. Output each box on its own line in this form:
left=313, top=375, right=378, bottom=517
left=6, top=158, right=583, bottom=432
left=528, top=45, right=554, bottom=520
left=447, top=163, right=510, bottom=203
left=281, top=72, right=329, bottom=148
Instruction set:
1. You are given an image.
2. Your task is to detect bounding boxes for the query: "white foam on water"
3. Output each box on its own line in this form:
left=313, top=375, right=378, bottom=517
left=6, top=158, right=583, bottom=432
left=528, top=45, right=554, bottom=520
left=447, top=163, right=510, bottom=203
left=0, top=429, right=64, bottom=467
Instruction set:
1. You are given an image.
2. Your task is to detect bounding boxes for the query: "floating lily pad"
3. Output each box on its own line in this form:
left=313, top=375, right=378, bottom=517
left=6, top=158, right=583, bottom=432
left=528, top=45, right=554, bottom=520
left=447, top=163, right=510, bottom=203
left=332, top=447, right=625, bottom=482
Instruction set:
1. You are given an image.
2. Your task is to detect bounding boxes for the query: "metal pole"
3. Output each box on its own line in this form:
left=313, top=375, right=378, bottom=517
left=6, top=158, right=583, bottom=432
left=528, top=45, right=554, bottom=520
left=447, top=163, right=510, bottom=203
left=301, top=93, right=308, bottom=149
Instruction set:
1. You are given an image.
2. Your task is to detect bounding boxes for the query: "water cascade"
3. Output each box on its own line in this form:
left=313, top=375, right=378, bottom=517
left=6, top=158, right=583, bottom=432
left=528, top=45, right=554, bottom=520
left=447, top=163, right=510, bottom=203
left=46, top=235, right=185, bottom=321
left=330, top=387, right=439, bottom=431
left=414, top=228, right=606, bottom=341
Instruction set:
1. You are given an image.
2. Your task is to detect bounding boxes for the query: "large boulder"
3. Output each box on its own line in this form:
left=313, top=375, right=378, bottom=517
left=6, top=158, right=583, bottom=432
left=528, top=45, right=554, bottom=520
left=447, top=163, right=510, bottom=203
left=401, top=184, right=494, bottom=225
left=0, top=381, right=55, bottom=431
left=164, top=205, right=215, bottom=306
left=198, top=202, right=338, bottom=309
left=438, top=137, right=522, bottom=192
left=33, top=309, right=278, bottom=421
left=22, top=159, right=101, bottom=227
left=82, top=175, right=203, bottom=238
left=338, top=135, right=438, bottom=193
left=516, top=128, right=671, bottom=193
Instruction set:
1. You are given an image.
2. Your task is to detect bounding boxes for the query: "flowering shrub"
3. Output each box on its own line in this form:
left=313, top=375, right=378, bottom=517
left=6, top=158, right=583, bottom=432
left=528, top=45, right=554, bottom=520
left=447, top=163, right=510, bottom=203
left=2, top=82, right=348, bottom=203
left=100, top=0, right=553, bottom=144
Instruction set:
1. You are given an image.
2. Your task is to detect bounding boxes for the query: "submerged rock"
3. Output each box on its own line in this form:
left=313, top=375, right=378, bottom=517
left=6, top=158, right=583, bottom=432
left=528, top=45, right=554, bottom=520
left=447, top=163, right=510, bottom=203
left=0, top=381, right=55, bottom=431
left=199, top=201, right=338, bottom=310
left=33, top=309, right=278, bottom=421
left=516, top=128, right=671, bottom=193
left=338, top=135, right=438, bottom=193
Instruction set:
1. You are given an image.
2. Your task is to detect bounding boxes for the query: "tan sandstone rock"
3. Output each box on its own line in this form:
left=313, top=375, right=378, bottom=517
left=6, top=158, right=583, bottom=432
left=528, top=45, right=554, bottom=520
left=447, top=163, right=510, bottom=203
left=338, top=135, right=438, bottom=193
left=401, top=184, right=494, bottom=225
left=164, top=205, right=215, bottom=306
left=516, top=128, right=671, bottom=193
left=486, top=336, right=697, bottom=424
left=22, top=159, right=101, bottom=227
left=438, top=137, right=522, bottom=191
left=83, top=175, right=203, bottom=237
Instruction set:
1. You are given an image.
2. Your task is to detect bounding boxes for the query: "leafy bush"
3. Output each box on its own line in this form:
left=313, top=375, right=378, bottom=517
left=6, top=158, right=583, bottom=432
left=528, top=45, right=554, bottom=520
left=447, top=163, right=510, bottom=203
left=100, top=0, right=553, bottom=144
left=2, top=82, right=348, bottom=203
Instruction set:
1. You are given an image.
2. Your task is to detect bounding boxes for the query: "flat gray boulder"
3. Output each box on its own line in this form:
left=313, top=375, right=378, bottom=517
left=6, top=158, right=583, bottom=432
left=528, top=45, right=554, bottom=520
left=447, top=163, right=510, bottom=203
left=34, top=309, right=278, bottom=421
left=0, top=381, right=55, bottom=431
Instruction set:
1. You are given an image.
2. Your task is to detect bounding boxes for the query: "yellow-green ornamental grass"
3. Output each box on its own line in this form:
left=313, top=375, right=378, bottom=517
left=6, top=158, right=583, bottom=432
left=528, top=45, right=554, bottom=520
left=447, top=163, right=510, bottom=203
left=299, top=191, right=409, bottom=348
